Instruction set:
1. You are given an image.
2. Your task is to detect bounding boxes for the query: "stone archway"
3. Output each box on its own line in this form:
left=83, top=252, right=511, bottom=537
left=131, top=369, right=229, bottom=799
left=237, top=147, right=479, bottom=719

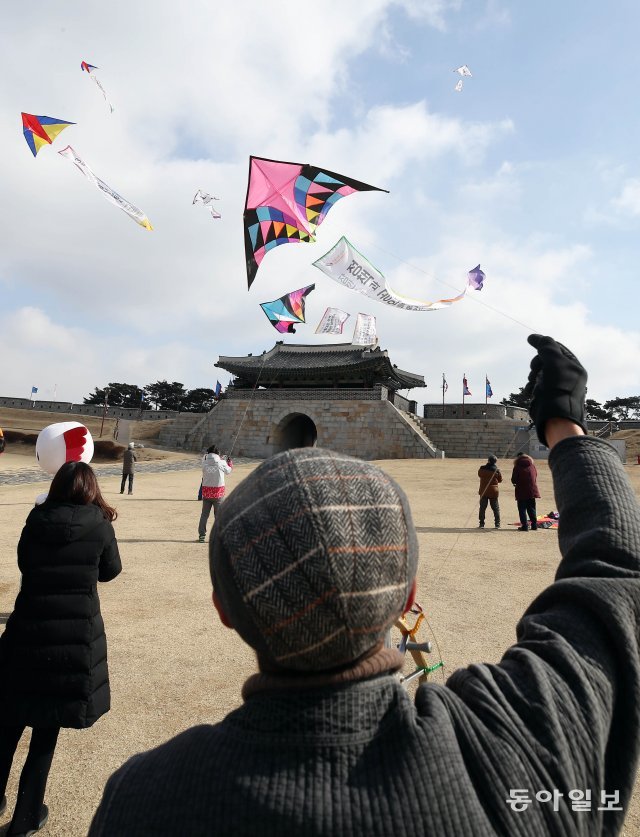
left=272, top=412, right=318, bottom=453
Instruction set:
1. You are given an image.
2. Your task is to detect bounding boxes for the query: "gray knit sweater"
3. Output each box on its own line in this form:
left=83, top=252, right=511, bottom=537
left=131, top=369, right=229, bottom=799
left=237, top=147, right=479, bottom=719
left=89, top=438, right=640, bottom=836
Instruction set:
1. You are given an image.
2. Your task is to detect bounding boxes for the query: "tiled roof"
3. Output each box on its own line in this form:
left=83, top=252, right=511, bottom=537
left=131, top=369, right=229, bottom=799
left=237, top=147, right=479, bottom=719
left=216, top=342, right=425, bottom=389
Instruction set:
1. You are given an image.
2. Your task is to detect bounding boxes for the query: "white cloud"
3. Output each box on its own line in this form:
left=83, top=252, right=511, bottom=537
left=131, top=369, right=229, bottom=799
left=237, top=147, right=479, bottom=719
left=612, top=178, right=640, bottom=216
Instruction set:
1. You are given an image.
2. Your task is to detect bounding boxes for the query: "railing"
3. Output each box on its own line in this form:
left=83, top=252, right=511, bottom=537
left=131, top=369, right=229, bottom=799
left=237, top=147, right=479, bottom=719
left=224, top=387, right=388, bottom=402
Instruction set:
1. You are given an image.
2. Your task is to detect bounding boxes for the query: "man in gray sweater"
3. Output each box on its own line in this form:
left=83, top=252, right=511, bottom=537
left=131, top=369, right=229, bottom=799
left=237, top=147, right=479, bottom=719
left=90, top=335, right=640, bottom=836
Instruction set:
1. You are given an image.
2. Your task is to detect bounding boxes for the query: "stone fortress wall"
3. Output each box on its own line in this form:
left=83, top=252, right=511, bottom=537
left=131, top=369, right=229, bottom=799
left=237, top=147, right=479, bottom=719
left=0, top=396, right=177, bottom=421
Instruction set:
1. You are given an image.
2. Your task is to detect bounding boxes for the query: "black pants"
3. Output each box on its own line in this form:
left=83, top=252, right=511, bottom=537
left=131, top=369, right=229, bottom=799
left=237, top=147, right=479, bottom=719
left=0, top=725, right=59, bottom=833
left=120, top=473, right=134, bottom=493
left=479, top=496, right=500, bottom=526
left=517, top=499, right=538, bottom=528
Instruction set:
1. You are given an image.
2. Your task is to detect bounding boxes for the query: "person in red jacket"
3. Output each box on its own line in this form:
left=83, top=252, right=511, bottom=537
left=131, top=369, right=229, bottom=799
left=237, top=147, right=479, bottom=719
left=511, top=451, right=541, bottom=530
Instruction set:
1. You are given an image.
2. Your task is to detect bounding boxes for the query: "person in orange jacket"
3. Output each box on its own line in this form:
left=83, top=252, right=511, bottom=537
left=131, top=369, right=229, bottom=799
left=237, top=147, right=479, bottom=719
left=478, top=454, right=502, bottom=528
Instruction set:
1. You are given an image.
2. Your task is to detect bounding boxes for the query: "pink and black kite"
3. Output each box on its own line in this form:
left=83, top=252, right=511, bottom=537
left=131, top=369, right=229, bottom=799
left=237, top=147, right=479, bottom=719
left=243, top=155, right=387, bottom=288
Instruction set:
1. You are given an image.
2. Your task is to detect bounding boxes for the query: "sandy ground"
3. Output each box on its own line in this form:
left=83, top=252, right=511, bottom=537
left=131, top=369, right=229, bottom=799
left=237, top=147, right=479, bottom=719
left=0, top=455, right=639, bottom=835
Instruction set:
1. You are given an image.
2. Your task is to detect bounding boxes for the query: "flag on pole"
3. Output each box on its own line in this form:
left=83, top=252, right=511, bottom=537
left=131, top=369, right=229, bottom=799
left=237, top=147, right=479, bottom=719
left=214, top=381, right=222, bottom=398
left=442, top=375, right=449, bottom=393
left=31, top=386, right=38, bottom=395
left=485, top=377, right=493, bottom=398
left=463, top=375, right=472, bottom=396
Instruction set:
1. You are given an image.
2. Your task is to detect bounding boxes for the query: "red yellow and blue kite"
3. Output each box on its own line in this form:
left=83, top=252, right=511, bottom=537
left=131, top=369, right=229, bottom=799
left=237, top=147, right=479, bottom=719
left=22, top=113, right=74, bottom=157
left=243, top=156, right=387, bottom=288
left=81, top=60, right=114, bottom=112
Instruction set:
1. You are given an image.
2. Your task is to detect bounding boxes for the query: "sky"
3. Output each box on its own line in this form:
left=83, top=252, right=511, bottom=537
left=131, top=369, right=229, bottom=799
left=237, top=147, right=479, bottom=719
left=1, top=0, right=639, bottom=407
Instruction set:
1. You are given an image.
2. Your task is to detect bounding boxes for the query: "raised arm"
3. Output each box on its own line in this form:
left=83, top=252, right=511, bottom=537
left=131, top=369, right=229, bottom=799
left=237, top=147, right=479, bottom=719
left=443, top=335, right=640, bottom=833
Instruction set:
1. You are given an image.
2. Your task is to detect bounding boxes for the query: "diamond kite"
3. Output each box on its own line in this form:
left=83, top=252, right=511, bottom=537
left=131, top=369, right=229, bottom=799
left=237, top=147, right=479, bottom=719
left=314, top=237, right=485, bottom=311
left=81, top=61, right=114, bottom=113
left=22, top=113, right=74, bottom=157
left=193, top=190, right=221, bottom=219
left=453, top=66, right=472, bottom=92
left=243, top=155, right=387, bottom=288
left=260, top=284, right=315, bottom=333
left=59, top=145, right=153, bottom=230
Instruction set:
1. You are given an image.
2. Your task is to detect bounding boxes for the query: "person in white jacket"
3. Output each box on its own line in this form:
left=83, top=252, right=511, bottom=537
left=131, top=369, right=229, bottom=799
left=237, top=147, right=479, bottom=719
left=198, top=445, right=232, bottom=543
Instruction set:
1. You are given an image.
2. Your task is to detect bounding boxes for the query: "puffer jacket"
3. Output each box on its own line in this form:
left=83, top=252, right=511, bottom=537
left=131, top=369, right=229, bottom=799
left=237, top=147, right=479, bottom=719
left=511, top=455, right=541, bottom=500
left=477, top=464, right=502, bottom=499
left=0, top=502, right=121, bottom=728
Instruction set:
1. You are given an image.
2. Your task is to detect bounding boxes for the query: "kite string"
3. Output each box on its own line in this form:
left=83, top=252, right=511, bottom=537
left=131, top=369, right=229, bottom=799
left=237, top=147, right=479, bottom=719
left=415, top=422, right=537, bottom=685
left=367, top=241, right=539, bottom=334
left=226, top=353, right=269, bottom=459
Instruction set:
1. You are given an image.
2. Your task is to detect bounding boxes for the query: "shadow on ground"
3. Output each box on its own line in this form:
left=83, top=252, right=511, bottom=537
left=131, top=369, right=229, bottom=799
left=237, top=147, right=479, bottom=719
left=118, top=539, right=202, bottom=544
left=415, top=526, right=504, bottom=534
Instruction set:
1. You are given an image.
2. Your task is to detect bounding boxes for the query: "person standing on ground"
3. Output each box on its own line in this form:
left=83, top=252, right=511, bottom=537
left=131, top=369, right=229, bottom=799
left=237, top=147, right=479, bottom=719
left=511, top=451, right=541, bottom=530
left=0, top=427, right=5, bottom=455
left=120, top=443, right=136, bottom=495
left=477, top=454, right=502, bottom=528
left=198, top=445, right=232, bottom=543
left=0, top=461, right=121, bottom=836
left=89, top=334, right=640, bottom=836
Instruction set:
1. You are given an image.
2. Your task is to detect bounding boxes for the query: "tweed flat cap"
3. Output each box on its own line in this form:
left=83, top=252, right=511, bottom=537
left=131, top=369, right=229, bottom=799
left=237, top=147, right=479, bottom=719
left=210, top=447, right=418, bottom=672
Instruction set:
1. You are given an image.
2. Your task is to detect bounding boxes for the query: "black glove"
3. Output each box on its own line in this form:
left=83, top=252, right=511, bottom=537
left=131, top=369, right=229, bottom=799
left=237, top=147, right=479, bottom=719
left=523, top=334, right=588, bottom=447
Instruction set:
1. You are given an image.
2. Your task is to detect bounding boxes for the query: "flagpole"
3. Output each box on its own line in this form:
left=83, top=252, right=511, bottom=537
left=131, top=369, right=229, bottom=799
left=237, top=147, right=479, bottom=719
left=442, top=374, right=445, bottom=418
left=485, top=374, right=487, bottom=406
left=463, top=373, right=466, bottom=408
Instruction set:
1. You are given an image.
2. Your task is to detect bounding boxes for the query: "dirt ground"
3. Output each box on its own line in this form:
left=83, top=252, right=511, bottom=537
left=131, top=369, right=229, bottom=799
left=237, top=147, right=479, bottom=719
left=0, top=455, right=639, bottom=836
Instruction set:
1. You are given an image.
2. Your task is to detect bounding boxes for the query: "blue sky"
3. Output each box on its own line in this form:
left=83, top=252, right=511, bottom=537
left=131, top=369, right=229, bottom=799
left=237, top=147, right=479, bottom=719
left=1, top=0, right=638, bottom=405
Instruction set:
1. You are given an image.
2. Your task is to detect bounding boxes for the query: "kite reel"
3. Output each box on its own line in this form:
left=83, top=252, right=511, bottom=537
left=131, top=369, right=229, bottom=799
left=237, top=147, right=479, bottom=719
left=393, top=603, right=444, bottom=687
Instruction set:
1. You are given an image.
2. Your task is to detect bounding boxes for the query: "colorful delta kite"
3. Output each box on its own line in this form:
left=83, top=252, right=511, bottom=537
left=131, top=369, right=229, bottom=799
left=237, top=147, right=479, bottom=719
left=81, top=61, right=114, bottom=113
left=193, top=190, right=221, bottom=219
left=260, top=284, right=315, bottom=333
left=22, top=113, right=74, bottom=157
left=243, top=156, right=387, bottom=288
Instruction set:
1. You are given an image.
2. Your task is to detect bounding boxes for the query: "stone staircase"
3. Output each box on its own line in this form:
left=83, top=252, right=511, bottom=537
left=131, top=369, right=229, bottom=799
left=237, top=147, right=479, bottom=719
left=411, top=415, right=522, bottom=459
left=392, top=407, right=443, bottom=458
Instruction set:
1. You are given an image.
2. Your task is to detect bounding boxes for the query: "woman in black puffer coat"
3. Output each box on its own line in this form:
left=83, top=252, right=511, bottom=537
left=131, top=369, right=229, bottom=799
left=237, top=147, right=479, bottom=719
left=0, top=461, right=121, bottom=836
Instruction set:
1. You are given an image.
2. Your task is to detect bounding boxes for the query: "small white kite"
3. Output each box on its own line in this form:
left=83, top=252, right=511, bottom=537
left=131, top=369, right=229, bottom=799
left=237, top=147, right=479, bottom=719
left=193, top=190, right=221, bottom=219
left=352, top=313, right=377, bottom=346
left=315, top=307, right=350, bottom=335
left=454, top=65, right=472, bottom=92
